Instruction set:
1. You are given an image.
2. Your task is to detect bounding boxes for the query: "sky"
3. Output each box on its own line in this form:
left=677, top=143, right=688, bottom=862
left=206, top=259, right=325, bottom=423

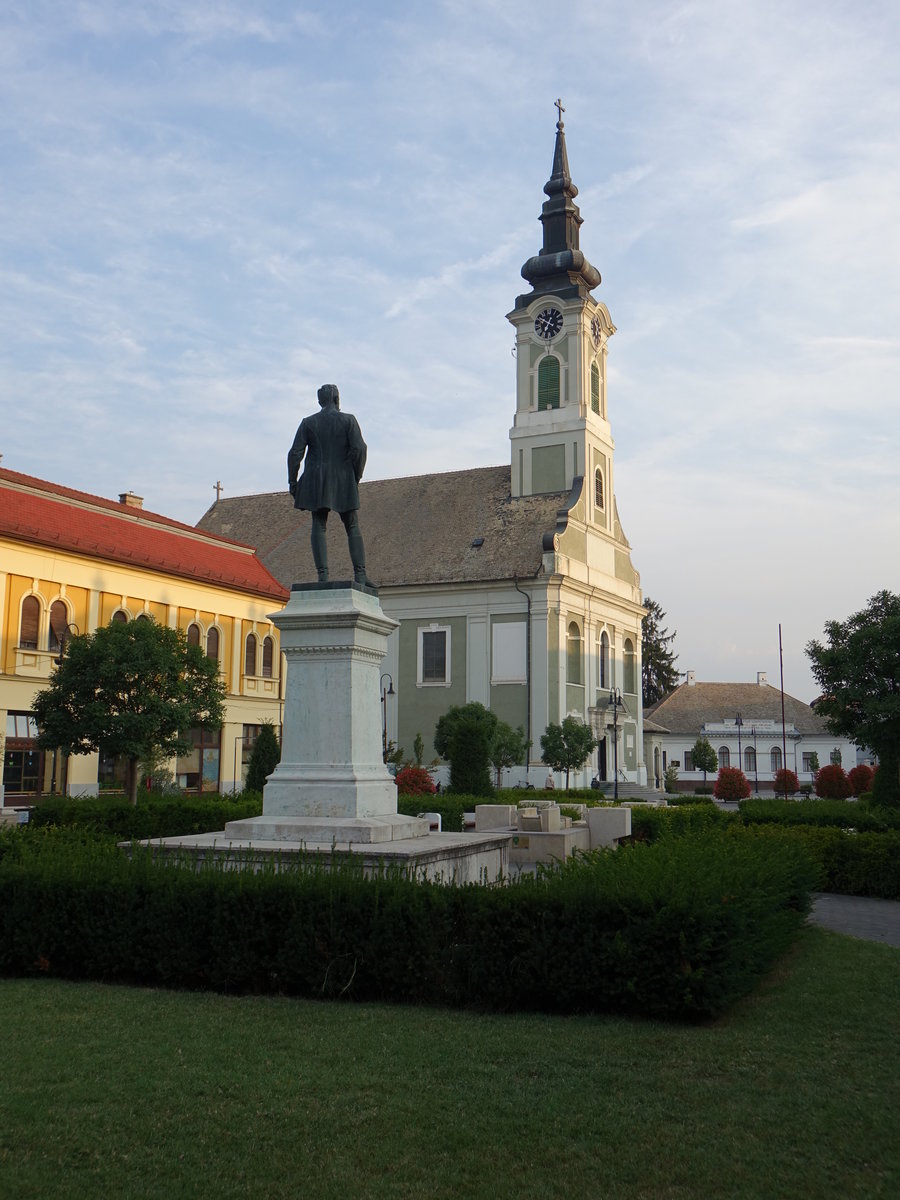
left=2, top=0, right=899, bottom=703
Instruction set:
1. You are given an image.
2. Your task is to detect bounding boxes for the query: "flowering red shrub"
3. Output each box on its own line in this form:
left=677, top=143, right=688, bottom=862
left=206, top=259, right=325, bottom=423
left=773, top=768, right=800, bottom=796
left=847, top=764, right=875, bottom=796
left=815, top=764, right=852, bottom=799
left=713, top=766, right=751, bottom=800
left=394, top=766, right=437, bottom=796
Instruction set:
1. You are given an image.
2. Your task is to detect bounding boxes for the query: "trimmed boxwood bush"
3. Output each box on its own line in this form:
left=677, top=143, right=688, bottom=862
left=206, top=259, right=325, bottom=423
left=29, top=792, right=262, bottom=839
left=738, top=798, right=900, bottom=832
left=848, top=764, right=875, bottom=796
left=665, top=794, right=716, bottom=806
left=714, top=767, right=751, bottom=800
left=0, top=825, right=816, bottom=1021
left=773, top=768, right=800, bottom=796
left=815, top=764, right=852, bottom=799
left=396, top=793, right=469, bottom=832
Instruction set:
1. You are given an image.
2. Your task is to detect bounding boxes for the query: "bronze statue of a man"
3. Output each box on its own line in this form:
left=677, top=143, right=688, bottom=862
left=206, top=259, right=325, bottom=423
left=288, top=383, right=367, bottom=584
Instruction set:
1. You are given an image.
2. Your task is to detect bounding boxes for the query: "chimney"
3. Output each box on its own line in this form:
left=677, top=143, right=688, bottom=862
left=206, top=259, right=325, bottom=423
left=686, top=670, right=696, bottom=686
left=757, top=671, right=768, bottom=686
left=119, top=492, right=143, bottom=509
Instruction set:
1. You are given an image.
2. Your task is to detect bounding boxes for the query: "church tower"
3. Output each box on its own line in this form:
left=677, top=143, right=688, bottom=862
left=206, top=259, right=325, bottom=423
left=508, top=103, right=616, bottom=537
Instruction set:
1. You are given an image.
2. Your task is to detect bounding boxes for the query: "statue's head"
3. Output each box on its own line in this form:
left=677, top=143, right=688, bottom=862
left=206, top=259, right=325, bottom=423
left=317, top=383, right=340, bottom=409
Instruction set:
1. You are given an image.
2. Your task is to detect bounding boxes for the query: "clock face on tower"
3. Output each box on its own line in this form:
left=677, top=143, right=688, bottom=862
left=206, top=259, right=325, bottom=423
left=534, top=307, right=563, bottom=339
left=590, top=315, right=602, bottom=346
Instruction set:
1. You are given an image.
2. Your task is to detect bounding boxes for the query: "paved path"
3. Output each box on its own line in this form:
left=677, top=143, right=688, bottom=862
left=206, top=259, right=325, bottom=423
left=810, top=893, right=900, bottom=948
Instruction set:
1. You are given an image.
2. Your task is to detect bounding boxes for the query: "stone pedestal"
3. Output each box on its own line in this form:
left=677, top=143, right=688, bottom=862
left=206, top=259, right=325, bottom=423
left=228, top=583, right=428, bottom=844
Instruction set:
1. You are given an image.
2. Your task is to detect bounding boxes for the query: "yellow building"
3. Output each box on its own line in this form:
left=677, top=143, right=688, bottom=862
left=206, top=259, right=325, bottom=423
left=1, top=467, right=288, bottom=806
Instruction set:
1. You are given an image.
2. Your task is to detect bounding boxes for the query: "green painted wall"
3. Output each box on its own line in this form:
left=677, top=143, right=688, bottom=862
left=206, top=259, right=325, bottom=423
left=532, top=444, right=566, bottom=493
left=396, top=616, right=467, bottom=762
left=489, top=684, right=527, bottom=732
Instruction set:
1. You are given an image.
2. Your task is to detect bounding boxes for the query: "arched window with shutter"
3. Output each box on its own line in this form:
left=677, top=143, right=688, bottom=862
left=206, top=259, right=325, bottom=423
left=566, top=622, right=583, bottom=685
left=623, top=638, right=636, bottom=694
left=245, top=633, right=257, bottom=678
left=594, top=468, right=604, bottom=511
left=719, top=746, right=731, bottom=769
left=48, top=600, right=69, bottom=652
left=187, top=623, right=201, bottom=647
left=537, top=356, right=560, bottom=411
left=600, top=630, right=610, bottom=690
left=262, top=636, right=274, bottom=678
left=111, top=609, right=128, bottom=624
left=771, top=746, right=783, bottom=772
left=20, top=596, right=40, bottom=649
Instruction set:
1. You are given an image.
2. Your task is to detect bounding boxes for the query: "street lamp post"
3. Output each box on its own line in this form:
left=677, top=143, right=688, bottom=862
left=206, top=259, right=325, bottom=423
left=735, top=712, right=743, bottom=774
left=607, top=688, right=625, bottom=800
left=751, top=726, right=759, bottom=795
left=380, top=673, right=395, bottom=759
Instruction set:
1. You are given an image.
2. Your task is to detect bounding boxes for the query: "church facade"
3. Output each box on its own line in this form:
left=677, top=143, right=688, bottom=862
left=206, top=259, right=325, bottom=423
left=199, top=115, right=647, bottom=788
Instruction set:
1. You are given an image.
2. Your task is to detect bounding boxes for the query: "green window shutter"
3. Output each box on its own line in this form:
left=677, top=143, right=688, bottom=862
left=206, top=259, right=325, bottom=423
left=590, top=362, right=600, bottom=413
left=538, top=356, right=560, bottom=411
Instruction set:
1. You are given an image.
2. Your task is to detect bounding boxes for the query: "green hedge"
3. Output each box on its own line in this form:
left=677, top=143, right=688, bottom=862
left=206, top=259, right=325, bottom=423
left=0, top=826, right=815, bottom=1021
left=728, top=824, right=900, bottom=899
left=665, top=794, right=716, bottom=807
left=396, top=794, right=469, bottom=832
left=629, top=805, right=738, bottom=843
left=738, top=799, right=900, bottom=832
left=28, top=792, right=263, bottom=839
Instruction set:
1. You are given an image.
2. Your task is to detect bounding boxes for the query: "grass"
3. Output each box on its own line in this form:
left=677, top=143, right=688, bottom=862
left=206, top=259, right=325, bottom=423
left=2, top=928, right=898, bottom=1200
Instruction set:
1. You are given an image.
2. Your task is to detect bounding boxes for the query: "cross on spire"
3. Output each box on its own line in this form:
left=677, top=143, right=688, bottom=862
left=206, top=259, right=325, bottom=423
left=214, top=480, right=223, bottom=501
left=554, top=97, right=565, bottom=125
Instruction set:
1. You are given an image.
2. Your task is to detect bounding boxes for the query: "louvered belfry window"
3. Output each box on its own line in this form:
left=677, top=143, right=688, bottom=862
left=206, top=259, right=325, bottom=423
left=591, top=362, right=601, bottom=414
left=537, top=356, right=560, bottom=411
left=20, top=596, right=40, bottom=649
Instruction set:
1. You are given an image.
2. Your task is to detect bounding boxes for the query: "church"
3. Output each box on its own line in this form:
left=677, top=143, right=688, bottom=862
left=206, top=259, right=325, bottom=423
left=199, top=113, right=647, bottom=788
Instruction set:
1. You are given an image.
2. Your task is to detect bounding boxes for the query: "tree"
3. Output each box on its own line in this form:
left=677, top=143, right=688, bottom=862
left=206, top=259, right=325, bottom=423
left=246, top=721, right=281, bottom=793
left=691, top=736, right=718, bottom=789
left=773, top=767, right=800, bottom=797
left=32, top=619, right=225, bottom=806
left=641, top=597, right=680, bottom=708
left=540, top=717, right=597, bottom=791
left=434, top=702, right=498, bottom=796
left=713, top=767, right=751, bottom=800
left=490, top=723, right=529, bottom=788
left=806, top=591, right=900, bottom=807
left=814, top=764, right=852, bottom=800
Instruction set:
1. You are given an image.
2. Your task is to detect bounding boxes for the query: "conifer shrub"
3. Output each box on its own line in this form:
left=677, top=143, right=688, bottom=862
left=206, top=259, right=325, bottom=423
left=847, top=764, right=875, bottom=796
left=394, top=767, right=437, bottom=796
left=0, top=825, right=817, bottom=1020
left=713, top=767, right=751, bottom=801
left=815, top=764, right=852, bottom=799
left=245, top=722, right=280, bottom=793
left=773, top=768, right=800, bottom=796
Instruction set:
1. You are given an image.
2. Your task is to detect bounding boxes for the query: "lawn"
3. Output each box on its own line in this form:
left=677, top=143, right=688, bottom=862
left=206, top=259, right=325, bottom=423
left=2, top=927, right=898, bottom=1200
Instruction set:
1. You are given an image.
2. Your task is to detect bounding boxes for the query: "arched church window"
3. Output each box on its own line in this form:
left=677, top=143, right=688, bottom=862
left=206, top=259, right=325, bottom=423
left=770, top=746, right=783, bottom=772
left=566, top=622, right=582, bottom=685
left=623, top=637, right=636, bottom=694
left=48, top=600, right=69, bottom=652
left=245, top=633, right=257, bottom=678
left=590, top=362, right=600, bottom=414
left=600, top=630, right=610, bottom=690
left=111, top=609, right=128, bottom=624
left=594, top=468, right=604, bottom=510
left=206, top=627, right=220, bottom=661
left=186, top=623, right=201, bottom=647
left=19, top=596, right=40, bottom=649
left=719, top=746, right=731, bottom=769
left=262, top=636, right=275, bottom=678
left=537, top=356, right=560, bottom=411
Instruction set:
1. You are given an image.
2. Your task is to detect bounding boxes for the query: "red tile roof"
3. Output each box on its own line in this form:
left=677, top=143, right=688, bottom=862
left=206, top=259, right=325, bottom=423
left=0, top=468, right=288, bottom=601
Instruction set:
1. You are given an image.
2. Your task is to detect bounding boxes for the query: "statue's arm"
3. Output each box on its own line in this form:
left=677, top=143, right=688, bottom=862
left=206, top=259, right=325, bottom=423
left=287, top=423, right=307, bottom=495
left=348, top=416, right=367, bottom=483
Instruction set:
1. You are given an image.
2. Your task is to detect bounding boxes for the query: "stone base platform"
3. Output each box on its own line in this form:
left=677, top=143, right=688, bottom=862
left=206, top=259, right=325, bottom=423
left=135, top=828, right=512, bottom=885
left=223, top=813, right=430, bottom=845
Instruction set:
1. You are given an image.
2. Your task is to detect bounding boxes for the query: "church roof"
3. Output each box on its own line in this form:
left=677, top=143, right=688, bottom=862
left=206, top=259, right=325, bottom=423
left=197, top=465, right=574, bottom=589
left=646, top=681, right=830, bottom=736
left=0, top=467, right=288, bottom=601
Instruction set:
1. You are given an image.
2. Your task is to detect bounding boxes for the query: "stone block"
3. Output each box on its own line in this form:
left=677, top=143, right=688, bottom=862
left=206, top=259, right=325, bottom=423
left=586, top=806, right=632, bottom=849
left=540, top=805, right=561, bottom=832
left=475, top=804, right=517, bottom=830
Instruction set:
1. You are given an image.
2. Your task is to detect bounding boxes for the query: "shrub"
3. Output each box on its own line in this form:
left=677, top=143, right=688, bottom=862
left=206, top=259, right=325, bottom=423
left=773, top=768, right=800, bottom=796
left=714, top=767, right=751, bottom=801
left=815, top=764, right=852, bottom=799
left=0, top=826, right=817, bottom=1021
left=847, top=764, right=875, bottom=796
left=396, top=793, right=468, bottom=832
left=28, top=791, right=262, bottom=839
left=629, top=805, right=737, bottom=843
left=434, top=703, right=496, bottom=796
left=394, top=766, right=436, bottom=796
left=665, top=794, right=715, bottom=806
left=245, top=721, right=281, bottom=793
left=737, top=798, right=900, bottom=832
left=730, top=823, right=900, bottom=900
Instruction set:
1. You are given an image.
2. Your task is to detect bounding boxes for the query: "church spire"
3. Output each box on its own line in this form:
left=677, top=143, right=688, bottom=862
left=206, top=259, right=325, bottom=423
left=516, top=102, right=601, bottom=308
